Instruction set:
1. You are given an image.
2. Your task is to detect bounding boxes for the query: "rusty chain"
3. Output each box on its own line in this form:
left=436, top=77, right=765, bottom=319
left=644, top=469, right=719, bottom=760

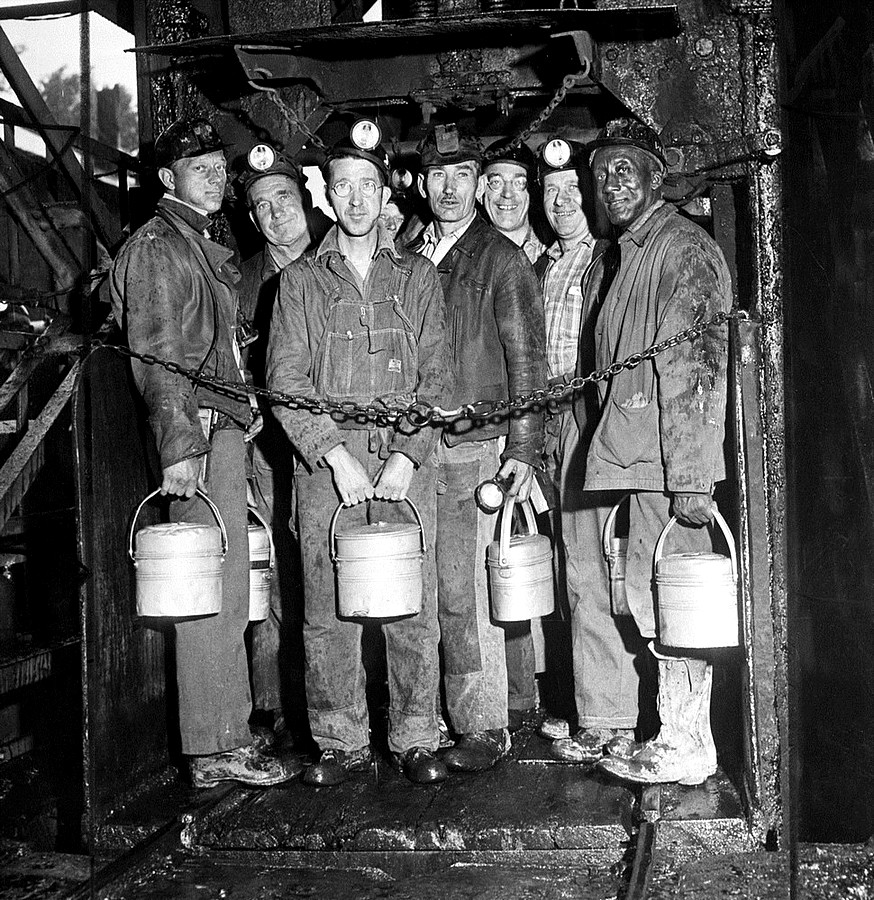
left=483, top=71, right=582, bottom=159
left=102, top=307, right=750, bottom=429
left=261, top=61, right=580, bottom=159
left=265, top=89, right=328, bottom=152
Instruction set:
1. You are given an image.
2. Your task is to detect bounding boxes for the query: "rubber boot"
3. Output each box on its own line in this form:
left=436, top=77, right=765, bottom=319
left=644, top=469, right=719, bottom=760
left=599, top=645, right=717, bottom=785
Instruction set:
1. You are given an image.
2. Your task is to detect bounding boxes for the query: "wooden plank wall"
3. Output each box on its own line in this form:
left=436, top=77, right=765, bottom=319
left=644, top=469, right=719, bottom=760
left=73, top=346, right=169, bottom=831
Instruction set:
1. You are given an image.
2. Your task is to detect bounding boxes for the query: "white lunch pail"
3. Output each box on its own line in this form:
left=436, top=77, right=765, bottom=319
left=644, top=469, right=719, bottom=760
left=330, top=498, right=425, bottom=618
left=487, top=496, right=554, bottom=622
left=247, top=506, right=274, bottom=622
left=129, top=489, right=226, bottom=617
left=654, top=507, right=739, bottom=649
left=603, top=498, right=631, bottom=616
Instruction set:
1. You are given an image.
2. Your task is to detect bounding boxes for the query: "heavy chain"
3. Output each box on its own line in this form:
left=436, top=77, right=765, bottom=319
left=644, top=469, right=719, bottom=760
left=261, top=62, right=579, bottom=159
left=484, top=72, right=581, bottom=159
left=103, top=308, right=749, bottom=428
left=266, top=90, right=328, bottom=152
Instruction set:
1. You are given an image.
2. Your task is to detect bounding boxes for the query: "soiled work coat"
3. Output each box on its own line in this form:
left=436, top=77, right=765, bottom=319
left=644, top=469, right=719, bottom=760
left=580, top=200, right=732, bottom=494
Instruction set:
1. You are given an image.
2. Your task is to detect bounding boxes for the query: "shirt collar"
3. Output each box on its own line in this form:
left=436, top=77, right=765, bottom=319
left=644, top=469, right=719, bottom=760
left=261, top=245, right=283, bottom=279
left=546, top=231, right=594, bottom=261
left=422, top=213, right=476, bottom=245
left=315, top=222, right=401, bottom=262
left=621, top=199, right=668, bottom=247
left=158, top=195, right=212, bottom=233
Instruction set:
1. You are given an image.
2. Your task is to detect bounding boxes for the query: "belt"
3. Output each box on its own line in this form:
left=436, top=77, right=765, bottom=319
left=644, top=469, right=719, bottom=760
left=336, top=420, right=378, bottom=432
left=199, top=407, right=244, bottom=433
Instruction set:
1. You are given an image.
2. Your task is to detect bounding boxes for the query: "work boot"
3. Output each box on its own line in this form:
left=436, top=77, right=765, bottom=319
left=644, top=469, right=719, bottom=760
left=392, top=747, right=448, bottom=784
left=443, top=728, right=510, bottom=771
left=189, top=743, right=302, bottom=789
left=599, top=647, right=717, bottom=786
left=550, top=727, right=635, bottom=763
left=251, top=710, right=295, bottom=754
left=303, top=746, right=373, bottom=786
left=604, top=732, right=640, bottom=760
left=538, top=715, right=570, bottom=741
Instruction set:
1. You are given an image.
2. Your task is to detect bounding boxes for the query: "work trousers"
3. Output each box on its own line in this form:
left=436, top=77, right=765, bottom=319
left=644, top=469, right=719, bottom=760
left=566, top=486, right=713, bottom=729
left=295, top=431, right=440, bottom=755
left=171, top=427, right=252, bottom=756
left=249, top=416, right=297, bottom=714
left=436, top=439, right=509, bottom=734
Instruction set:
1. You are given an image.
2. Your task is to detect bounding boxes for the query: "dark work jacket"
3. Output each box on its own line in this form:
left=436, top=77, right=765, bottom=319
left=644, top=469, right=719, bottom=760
left=238, top=247, right=282, bottom=387
left=407, top=215, right=546, bottom=467
left=109, top=198, right=251, bottom=469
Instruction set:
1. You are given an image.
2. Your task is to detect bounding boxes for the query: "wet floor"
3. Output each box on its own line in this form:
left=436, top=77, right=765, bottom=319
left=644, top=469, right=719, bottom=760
left=2, top=723, right=873, bottom=900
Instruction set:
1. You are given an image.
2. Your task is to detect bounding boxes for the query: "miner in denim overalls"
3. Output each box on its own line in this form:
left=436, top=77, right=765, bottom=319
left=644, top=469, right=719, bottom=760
left=266, top=122, right=453, bottom=786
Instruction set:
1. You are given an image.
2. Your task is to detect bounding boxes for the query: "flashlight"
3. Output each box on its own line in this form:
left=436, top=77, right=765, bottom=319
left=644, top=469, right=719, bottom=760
left=474, top=472, right=515, bottom=514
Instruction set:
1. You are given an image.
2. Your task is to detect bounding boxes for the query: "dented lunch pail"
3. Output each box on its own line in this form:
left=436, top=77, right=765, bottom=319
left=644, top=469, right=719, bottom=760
left=330, top=498, right=425, bottom=618
left=129, top=489, right=226, bottom=617
left=487, top=497, right=554, bottom=622
left=247, top=506, right=274, bottom=622
left=654, top=507, right=739, bottom=649
left=603, top=498, right=631, bottom=616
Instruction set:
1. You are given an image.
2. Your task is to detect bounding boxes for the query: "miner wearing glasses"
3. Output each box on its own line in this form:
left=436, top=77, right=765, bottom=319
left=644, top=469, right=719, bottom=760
left=266, top=121, right=453, bottom=786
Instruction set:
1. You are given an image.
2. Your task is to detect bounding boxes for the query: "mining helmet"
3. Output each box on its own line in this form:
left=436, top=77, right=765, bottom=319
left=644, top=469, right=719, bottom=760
left=536, top=136, right=587, bottom=180
left=154, top=117, right=228, bottom=168
left=322, top=118, right=390, bottom=180
left=483, top=136, right=537, bottom=176
left=238, top=144, right=304, bottom=196
left=588, top=118, right=667, bottom=168
left=417, top=123, right=483, bottom=168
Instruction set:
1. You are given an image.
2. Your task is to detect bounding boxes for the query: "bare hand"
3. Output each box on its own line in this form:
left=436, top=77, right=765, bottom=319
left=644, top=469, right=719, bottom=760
left=244, top=410, right=264, bottom=443
left=497, top=458, right=535, bottom=502
left=373, top=453, right=415, bottom=501
left=672, top=492, right=715, bottom=526
left=161, top=457, right=204, bottom=499
left=324, top=444, right=374, bottom=507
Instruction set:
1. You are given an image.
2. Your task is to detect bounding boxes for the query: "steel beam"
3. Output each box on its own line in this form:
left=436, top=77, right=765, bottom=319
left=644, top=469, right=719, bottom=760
left=736, top=1, right=789, bottom=847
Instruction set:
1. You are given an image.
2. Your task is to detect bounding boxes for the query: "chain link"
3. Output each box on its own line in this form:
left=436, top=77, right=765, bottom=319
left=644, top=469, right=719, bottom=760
left=263, top=63, right=579, bottom=159
left=484, top=72, right=581, bottom=159
left=266, top=90, right=328, bottom=152
left=103, top=308, right=750, bottom=429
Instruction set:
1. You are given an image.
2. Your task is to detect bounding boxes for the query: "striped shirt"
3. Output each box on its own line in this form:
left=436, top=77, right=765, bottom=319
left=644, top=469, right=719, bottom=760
left=541, top=236, right=595, bottom=380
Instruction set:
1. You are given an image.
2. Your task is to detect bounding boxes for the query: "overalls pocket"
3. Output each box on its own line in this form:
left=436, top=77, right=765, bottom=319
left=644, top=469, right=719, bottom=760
left=318, top=296, right=417, bottom=404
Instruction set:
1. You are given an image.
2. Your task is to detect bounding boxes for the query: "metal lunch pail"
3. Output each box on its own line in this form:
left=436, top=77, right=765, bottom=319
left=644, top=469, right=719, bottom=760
left=129, top=489, right=227, bottom=617
left=330, top=497, right=425, bottom=618
left=654, top=507, right=739, bottom=649
left=603, top=498, right=631, bottom=616
left=247, top=506, right=275, bottom=622
left=487, top=496, right=554, bottom=622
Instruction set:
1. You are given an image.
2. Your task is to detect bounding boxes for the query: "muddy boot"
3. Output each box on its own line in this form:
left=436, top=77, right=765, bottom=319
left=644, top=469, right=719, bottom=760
left=599, top=645, right=716, bottom=786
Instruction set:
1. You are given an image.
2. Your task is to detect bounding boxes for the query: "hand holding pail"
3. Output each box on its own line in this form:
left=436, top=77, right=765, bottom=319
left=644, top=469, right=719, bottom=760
left=129, top=488, right=226, bottom=617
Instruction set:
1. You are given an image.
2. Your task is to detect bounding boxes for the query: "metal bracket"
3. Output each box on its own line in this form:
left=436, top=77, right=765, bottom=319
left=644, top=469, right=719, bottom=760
left=664, top=127, right=782, bottom=176
left=551, top=29, right=598, bottom=84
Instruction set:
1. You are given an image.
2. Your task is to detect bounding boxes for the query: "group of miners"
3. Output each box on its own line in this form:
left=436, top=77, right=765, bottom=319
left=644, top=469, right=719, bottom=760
left=109, top=112, right=731, bottom=793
